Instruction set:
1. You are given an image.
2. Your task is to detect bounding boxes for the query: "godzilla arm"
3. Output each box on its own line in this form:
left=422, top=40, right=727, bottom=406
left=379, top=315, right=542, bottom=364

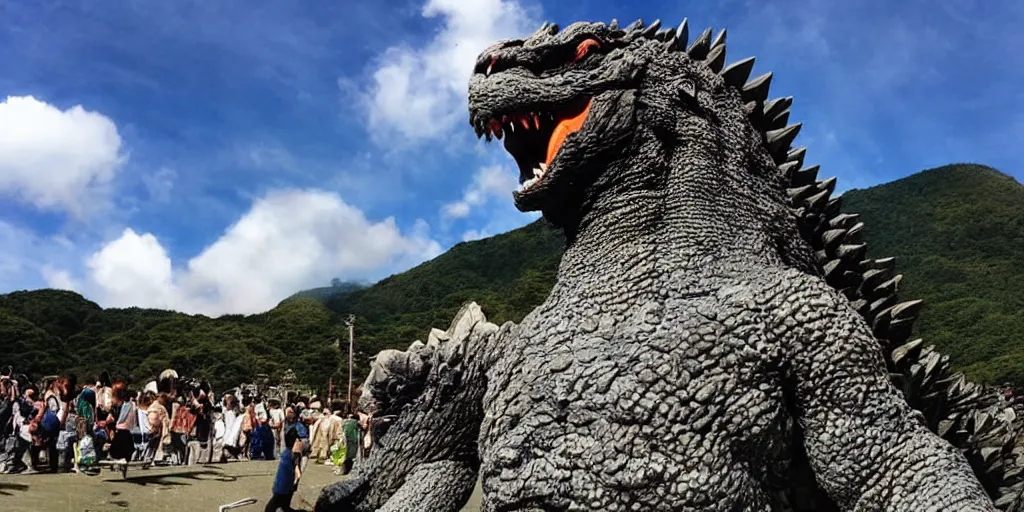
left=780, top=275, right=997, bottom=512
left=315, top=302, right=511, bottom=512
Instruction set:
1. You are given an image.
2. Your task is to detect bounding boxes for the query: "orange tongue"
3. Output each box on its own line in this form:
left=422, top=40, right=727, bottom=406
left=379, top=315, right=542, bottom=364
left=545, top=99, right=592, bottom=166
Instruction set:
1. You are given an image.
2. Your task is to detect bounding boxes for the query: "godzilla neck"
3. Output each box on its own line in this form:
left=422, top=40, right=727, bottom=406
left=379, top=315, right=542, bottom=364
left=559, top=128, right=788, bottom=287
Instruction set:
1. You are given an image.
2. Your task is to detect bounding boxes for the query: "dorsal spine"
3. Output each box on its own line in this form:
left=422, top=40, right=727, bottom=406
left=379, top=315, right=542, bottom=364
left=619, top=17, right=1024, bottom=509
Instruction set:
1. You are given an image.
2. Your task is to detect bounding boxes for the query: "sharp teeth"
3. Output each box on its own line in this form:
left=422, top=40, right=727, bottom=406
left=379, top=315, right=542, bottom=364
left=539, top=162, right=548, bottom=172
left=486, top=63, right=493, bottom=76
left=533, top=167, right=543, bottom=178
left=533, top=112, right=541, bottom=129
left=519, top=116, right=530, bottom=130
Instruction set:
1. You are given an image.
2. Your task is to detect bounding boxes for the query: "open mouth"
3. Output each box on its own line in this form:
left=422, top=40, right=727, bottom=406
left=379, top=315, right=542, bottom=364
left=481, top=98, right=592, bottom=193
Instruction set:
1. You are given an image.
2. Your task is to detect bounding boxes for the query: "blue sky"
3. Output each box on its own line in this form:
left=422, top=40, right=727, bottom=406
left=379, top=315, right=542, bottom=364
left=0, top=0, right=1021, bottom=316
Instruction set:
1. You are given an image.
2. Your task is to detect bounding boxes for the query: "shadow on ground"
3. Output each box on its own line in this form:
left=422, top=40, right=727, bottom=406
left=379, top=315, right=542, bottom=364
left=0, top=482, right=29, bottom=495
left=106, top=469, right=237, bottom=486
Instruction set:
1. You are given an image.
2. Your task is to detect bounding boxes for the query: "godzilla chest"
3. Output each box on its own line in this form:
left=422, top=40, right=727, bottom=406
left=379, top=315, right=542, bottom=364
left=478, top=296, right=796, bottom=510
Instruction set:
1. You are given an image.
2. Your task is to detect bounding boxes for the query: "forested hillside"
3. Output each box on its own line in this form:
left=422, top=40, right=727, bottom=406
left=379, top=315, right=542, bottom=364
left=322, top=219, right=565, bottom=357
left=0, top=290, right=344, bottom=391
left=841, top=163, right=1024, bottom=386
left=285, top=279, right=367, bottom=303
left=2, top=163, right=1021, bottom=390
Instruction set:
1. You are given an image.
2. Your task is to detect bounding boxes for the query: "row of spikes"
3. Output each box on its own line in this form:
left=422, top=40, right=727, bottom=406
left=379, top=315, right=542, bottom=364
left=774, top=132, right=1024, bottom=508
left=610, top=17, right=800, bottom=164
left=613, top=15, right=1024, bottom=455
left=542, top=17, right=1024, bottom=507
left=603, top=22, right=1024, bottom=492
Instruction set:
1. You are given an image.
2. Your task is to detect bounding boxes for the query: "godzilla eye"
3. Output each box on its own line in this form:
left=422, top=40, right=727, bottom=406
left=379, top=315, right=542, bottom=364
left=574, top=38, right=601, bottom=62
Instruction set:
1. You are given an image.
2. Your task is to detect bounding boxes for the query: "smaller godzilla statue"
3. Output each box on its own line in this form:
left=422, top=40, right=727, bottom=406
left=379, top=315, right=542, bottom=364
left=317, top=18, right=1024, bottom=512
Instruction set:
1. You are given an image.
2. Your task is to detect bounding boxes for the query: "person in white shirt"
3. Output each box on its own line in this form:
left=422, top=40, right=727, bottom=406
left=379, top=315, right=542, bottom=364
left=267, top=399, right=285, bottom=457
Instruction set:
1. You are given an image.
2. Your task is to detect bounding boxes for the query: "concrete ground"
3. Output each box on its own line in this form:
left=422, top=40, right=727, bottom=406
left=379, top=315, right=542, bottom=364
left=0, top=461, right=484, bottom=512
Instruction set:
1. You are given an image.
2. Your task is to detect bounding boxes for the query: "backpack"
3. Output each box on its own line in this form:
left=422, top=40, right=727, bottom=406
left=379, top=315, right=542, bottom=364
left=77, top=435, right=96, bottom=466
left=41, top=409, right=60, bottom=436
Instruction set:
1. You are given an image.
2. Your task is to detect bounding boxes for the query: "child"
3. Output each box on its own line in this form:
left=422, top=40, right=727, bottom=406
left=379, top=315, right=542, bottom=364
left=266, top=426, right=302, bottom=512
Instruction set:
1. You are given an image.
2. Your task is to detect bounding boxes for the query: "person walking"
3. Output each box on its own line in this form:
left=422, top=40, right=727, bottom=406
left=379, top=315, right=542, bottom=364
left=340, top=412, right=360, bottom=475
left=265, top=426, right=302, bottom=512
left=267, top=400, right=285, bottom=458
left=39, top=378, right=70, bottom=473
left=251, top=399, right=274, bottom=460
left=105, top=382, right=137, bottom=464
left=295, top=408, right=313, bottom=475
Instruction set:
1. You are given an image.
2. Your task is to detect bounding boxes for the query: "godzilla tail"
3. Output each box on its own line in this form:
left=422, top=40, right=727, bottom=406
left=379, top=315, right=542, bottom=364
left=313, top=302, right=503, bottom=512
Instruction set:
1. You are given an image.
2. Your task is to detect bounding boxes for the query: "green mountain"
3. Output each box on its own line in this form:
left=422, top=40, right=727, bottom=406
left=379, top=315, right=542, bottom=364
left=285, top=280, right=368, bottom=304
left=1, top=163, right=1022, bottom=391
left=840, top=163, right=1024, bottom=386
left=323, top=219, right=565, bottom=358
left=0, top=290, right=345, bottom=392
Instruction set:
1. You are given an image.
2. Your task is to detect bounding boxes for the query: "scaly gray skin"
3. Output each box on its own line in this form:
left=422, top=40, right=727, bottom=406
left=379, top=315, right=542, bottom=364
left=317, top=18, right=1024, bottom=512
left=315, top=303, right=513, bottom=512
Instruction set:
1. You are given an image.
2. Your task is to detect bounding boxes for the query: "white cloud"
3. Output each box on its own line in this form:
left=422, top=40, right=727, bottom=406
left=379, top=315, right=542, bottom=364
left=356, top=0, right=537, bottom=143
left=68, top=189, right=442, bottom=316
left=442, top=164, right=518, bottom=219
left=462, top=228, right=489, bottom=242
left=0, top=221, right=80, bottom=292
left=0, top=95, right=125, bottom=217
left=86, top=228, right=177, bottom=308
left=143, top=167, right=176, bottom=203
left=443, top=201, right=472, bottom=219
left=41, top=265, right=79, bottom=292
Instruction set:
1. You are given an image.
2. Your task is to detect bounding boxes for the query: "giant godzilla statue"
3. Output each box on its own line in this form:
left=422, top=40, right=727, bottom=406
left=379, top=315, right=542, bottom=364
left=317, top=18, right=1024, bottom=512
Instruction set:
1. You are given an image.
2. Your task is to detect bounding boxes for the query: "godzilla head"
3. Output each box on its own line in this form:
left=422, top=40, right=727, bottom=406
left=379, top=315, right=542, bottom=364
left=468, top=18, right=806, bottom=229
left=467, top=20, right=645, bottom=217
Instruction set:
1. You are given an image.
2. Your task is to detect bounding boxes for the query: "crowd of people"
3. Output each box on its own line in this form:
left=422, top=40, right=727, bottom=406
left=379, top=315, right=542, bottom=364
left=0, top=365, right=392, bottom=481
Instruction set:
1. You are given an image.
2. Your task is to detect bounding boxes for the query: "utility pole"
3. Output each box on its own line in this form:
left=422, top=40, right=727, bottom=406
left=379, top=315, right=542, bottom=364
left=345, top=314, right=355, bottom=410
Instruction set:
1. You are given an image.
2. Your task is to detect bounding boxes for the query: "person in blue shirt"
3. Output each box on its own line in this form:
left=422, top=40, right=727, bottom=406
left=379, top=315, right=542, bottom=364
left=295, top=407, right=313, bottom=474
left=265, top=425, right=302, bottom=512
